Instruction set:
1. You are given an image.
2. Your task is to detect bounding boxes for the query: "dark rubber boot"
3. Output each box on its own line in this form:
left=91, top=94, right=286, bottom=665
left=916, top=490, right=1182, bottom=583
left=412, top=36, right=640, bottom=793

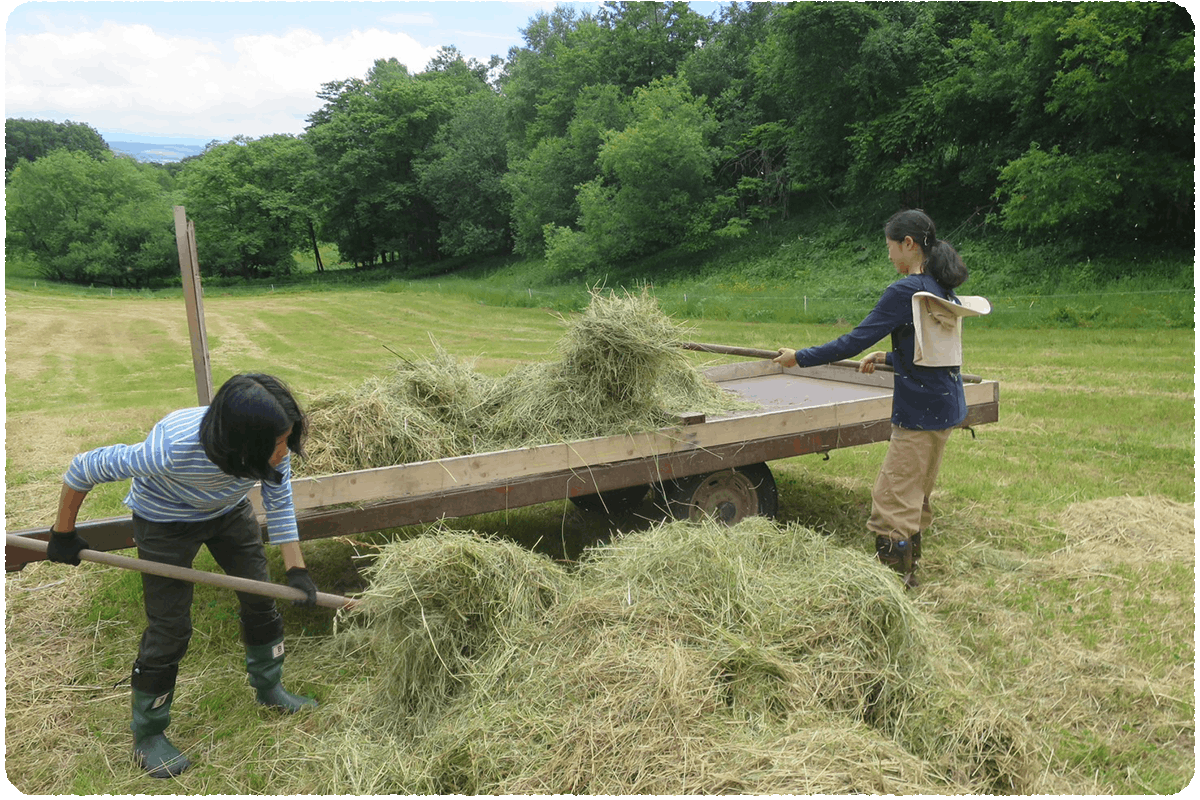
left=130, top=662, right=190, bottom=778
left=875, top=534, right=919, bottom=589
left=245, top=638, right=318, bottom=712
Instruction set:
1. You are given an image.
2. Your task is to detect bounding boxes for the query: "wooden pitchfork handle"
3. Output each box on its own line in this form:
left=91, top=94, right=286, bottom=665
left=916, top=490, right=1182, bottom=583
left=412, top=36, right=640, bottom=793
left=679, top=342, right=983, bottom=383
left=5, top=533, right=355, bottom=610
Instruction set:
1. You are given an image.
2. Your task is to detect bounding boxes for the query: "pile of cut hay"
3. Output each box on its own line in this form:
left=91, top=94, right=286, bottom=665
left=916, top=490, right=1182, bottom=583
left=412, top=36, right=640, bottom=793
left=297, top=289, right=740, bottom=476
left=287, top=517, right=1039, bottom=795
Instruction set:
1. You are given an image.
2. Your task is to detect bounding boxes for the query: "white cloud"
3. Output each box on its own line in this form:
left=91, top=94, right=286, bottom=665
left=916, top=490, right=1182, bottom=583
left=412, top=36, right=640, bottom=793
left=4, top=21, right=443, bottom=140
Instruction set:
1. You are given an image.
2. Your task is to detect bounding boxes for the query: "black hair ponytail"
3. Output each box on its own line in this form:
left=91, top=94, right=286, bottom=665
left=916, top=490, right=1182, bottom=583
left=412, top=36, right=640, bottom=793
left=926, top=239, right=968, bottom=289
left=884, top=209, right=968, bottom=290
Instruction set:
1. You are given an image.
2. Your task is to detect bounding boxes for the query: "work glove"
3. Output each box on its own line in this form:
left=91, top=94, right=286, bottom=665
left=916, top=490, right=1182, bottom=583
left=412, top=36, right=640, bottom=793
left=773, top=348, right=798, bottom=369
left=285, top=567, right=318, bottom=607
left=46, top=527, right=90, bottom=566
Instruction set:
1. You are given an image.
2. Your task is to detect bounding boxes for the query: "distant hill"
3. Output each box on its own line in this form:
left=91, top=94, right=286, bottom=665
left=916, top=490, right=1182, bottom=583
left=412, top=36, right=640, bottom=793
left=107, top=141, right=205, bottom=163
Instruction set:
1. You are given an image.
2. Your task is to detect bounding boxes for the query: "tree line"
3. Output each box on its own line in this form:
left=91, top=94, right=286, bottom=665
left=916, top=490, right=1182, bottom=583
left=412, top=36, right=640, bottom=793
left=5, top=1, right=1194, bottom=288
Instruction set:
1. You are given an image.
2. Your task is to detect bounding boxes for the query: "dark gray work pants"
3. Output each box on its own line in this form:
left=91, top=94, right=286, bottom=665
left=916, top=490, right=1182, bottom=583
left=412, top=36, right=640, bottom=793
left=132, top=500, right=283, bottom=672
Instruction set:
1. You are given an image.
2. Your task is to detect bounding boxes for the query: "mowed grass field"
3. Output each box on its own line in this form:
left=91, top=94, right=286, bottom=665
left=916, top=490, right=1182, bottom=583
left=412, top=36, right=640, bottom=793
left=4, top=285, right=1195, bottom=793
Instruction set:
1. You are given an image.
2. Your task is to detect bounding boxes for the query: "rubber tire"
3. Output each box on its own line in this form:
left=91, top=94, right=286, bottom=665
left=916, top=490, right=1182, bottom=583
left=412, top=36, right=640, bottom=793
left=569, top=484, right=651, bottom=515
left=660, top=463, right=778, bottom=524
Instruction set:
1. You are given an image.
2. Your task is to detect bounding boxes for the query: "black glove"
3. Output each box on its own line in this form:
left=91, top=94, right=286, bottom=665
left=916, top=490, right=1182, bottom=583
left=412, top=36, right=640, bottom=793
left=46, top=527, right=90, bottom=566
left=286, top=567, right=318, bottom=607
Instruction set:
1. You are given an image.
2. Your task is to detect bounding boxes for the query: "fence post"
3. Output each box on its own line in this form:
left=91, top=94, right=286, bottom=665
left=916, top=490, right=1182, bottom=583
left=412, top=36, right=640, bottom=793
left=174, top=206, right=214, bottom=405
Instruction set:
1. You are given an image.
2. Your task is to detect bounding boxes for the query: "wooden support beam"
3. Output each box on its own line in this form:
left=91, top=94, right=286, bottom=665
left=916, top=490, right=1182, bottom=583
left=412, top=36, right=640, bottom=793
left=174, top=206, right=213, bottom=405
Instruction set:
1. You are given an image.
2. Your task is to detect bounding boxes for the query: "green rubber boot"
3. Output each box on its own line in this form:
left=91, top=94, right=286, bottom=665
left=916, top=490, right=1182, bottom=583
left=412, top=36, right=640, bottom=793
left=245, top=638, right=318, bottom=712
left=130, top=663, right=190, bottom=778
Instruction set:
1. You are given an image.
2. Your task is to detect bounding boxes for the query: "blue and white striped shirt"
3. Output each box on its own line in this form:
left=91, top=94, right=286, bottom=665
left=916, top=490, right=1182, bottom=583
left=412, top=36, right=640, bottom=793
left=64, top=406, right=300, bottom=545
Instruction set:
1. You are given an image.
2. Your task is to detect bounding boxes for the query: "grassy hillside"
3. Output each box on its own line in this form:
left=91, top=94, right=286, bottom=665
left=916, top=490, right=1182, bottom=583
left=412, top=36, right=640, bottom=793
left=5, top=207, right=1194, bottom=329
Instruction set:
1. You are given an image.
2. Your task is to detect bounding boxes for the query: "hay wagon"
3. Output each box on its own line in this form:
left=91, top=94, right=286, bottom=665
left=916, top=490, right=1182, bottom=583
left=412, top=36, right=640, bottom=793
left=6, top=357, right=999, bottom=570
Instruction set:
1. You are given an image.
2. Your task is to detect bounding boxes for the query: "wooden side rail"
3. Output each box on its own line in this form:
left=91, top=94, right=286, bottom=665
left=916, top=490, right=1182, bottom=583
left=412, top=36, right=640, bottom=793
left=5, top=397, right=997, bottom=571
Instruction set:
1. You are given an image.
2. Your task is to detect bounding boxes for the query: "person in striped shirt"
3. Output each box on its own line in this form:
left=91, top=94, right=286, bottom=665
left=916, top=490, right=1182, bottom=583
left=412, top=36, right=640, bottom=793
left=47, top=373, right=320, bottom=779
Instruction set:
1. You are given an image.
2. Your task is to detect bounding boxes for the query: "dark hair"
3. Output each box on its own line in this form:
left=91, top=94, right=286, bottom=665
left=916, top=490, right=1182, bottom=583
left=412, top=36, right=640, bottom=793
left=200, top=373, right=307, bottom=483
left=884, top=209, right=968, bottom=289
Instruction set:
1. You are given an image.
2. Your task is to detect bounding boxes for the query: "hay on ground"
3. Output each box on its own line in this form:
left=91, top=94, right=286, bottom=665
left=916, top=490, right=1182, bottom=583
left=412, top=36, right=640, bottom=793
left=928, top=495, right=1195, bottom=794
left=294, top=517, right=1038, bottom=795
left=331, top=529, right=566, bottom=730
left=1056, top=495, right=1194, bottom=564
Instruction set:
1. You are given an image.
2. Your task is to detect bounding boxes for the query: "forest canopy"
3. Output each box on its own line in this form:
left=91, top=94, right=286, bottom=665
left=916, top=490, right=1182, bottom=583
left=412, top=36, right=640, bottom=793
left=5, top=1, right=1194, bottom=286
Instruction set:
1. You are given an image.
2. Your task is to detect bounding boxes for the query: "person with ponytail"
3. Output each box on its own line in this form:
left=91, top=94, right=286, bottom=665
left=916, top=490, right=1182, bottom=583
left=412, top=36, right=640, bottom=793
left=45, top=373, right=320, bottom=778
left=774, top=209, right=971, bottom=588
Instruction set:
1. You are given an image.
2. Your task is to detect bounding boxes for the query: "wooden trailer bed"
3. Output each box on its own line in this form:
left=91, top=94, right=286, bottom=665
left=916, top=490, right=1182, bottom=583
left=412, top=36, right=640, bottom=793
left=5, top=360, right=999, bottom=569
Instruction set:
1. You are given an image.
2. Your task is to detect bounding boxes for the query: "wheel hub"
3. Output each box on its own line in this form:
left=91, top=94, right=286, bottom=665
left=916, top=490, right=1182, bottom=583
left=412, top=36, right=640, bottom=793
left=687, top=471, right=759, bottom=525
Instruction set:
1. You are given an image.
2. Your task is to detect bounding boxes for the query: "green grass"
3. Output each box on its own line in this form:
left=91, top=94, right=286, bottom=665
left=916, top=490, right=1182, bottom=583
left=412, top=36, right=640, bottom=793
left=5, top=206, right=1192, bottom=327
left=3, top=230, right=1194, bottom=794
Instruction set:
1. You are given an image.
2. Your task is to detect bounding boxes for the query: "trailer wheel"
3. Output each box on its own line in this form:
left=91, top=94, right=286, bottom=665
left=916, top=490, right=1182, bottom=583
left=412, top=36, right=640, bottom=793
left=569, top=484, right=651, bottom=515
left=660, top=463, right=778, bottom=524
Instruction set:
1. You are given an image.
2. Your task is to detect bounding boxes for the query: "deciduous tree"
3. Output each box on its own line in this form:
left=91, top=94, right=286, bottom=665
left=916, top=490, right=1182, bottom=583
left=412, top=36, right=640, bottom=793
left=6, top=150, right=175, bottom=287
left=4, top=118, right=109, bottom=179
left=179, top=135, right=316, bottom=278
left=566, top=77, right=718, bottom=262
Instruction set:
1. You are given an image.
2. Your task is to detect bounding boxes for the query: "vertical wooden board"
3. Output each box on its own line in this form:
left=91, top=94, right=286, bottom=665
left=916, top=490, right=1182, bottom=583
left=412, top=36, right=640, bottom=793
left=174, top=206, right=213, bottom=405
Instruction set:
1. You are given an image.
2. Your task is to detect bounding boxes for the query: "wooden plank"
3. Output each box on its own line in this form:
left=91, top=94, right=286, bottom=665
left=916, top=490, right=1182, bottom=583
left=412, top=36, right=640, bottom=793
left=273, top=376, right=992, bottom=511
left=255, top=374, right=995, bottom=513
left=174, top=206, right=213, bottom=405
left=261, top=392, right=894, bottom=512
left=703, top=359, right=894, bottom=388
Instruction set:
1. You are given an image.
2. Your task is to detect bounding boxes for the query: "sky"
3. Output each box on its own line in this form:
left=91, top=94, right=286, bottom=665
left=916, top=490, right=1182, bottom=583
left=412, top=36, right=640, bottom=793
left=4, top=0, right=721, bottom=145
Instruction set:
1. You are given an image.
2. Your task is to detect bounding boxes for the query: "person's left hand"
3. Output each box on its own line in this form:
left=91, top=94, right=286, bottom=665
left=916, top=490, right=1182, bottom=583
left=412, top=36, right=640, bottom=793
left=285, top=567, right=318, bottom=607
left=773, top=348, right=798, bottom=368
left=858, top=351, right=887, bottom=373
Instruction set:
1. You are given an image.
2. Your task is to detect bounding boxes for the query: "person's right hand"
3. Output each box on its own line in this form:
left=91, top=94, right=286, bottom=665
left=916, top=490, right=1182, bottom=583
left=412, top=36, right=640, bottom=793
left=46, top=528, right=90, bottom=565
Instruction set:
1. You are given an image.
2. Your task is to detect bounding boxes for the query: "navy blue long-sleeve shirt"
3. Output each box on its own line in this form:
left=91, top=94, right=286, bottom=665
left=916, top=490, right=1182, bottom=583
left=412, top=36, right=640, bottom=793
left=793, top=273, right=967, bottom=431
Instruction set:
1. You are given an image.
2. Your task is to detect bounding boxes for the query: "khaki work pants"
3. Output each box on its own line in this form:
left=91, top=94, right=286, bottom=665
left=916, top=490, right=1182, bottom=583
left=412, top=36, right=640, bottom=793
left=867, top=425, right=955, bottom=541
